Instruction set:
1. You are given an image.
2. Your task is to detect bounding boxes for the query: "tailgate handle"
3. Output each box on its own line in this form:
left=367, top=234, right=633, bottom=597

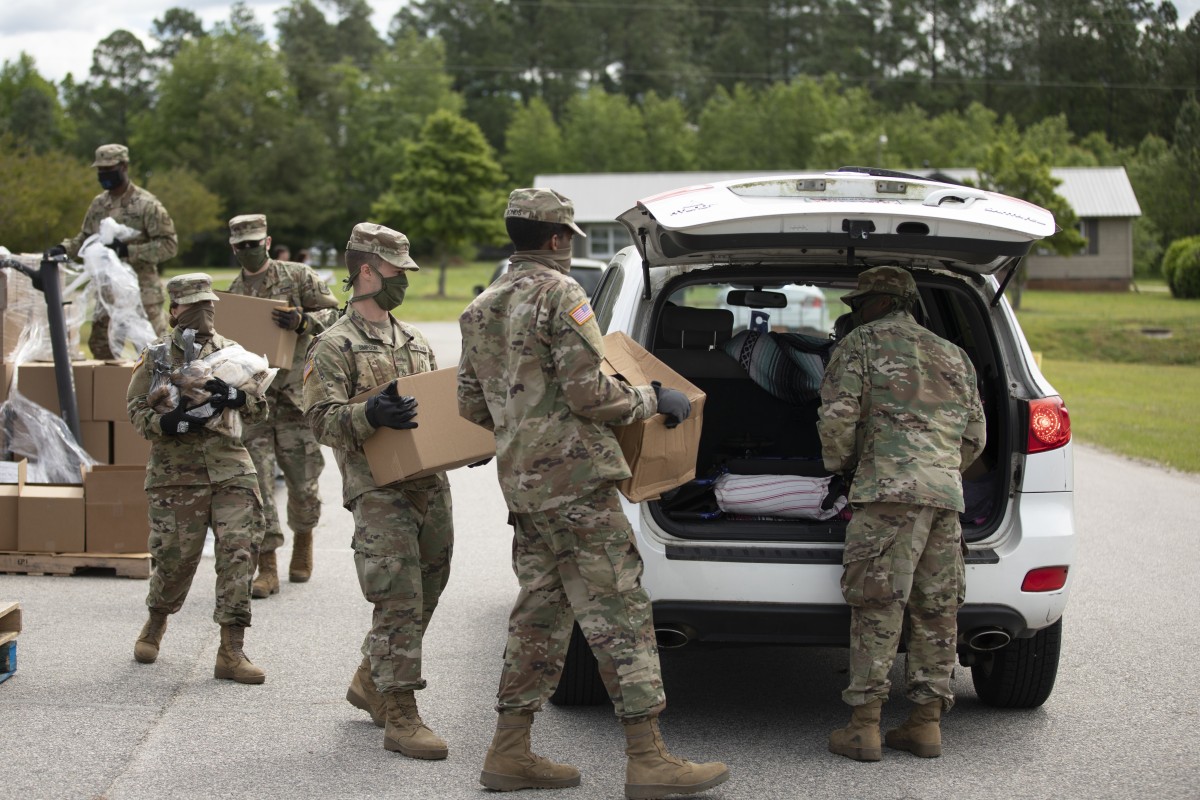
left=924, top=188, right=988, bottom=208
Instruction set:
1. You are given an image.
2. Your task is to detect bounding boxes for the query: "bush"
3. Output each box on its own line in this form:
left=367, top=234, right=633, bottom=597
left=1162, top=236, right=1200, bottom=299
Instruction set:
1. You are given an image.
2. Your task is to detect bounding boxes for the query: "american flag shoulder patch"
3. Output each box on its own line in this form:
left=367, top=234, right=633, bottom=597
left=303, top=358, right=315, bottom=384
left=569, top=300, right=594, bottom=326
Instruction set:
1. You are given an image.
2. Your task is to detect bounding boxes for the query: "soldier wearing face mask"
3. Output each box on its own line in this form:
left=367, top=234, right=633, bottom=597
left=126, top=273, right=269, bottom=685
left=225, top=214, right=339, bottom=597
left=55, top=143, right=178, bottom=359
left=301, top=223, right=455, bottom=760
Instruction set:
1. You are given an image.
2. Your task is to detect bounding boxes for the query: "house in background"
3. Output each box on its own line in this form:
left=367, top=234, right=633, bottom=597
left=535, top=167, right=1142, bottom=291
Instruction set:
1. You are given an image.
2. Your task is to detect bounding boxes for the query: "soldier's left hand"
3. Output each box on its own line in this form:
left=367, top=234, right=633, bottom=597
left=105, top=240, right=129, bottom=259
left=651, top=381, right=691, bottom=429
left=205, top=377, right=247, bottom=410
left=271, top=306, right=309, bottom=333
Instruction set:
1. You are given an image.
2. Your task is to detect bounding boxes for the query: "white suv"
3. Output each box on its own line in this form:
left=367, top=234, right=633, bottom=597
left=550, top=169, right=1075, bottom=710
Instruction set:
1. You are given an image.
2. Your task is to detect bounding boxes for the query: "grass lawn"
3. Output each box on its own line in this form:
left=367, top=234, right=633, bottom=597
left=1015, top=285, right=1200, bottom=473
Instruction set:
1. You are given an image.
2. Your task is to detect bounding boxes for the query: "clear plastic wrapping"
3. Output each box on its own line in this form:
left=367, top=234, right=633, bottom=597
left=0, top=252, right=84, bottom=363
left=73, top=219, right=156, bottom=360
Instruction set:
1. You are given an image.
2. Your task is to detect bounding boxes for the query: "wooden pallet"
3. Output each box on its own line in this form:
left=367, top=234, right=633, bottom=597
left=0, top=552, right=151, bottom=579
left=0, top=602, right=18, bottom=685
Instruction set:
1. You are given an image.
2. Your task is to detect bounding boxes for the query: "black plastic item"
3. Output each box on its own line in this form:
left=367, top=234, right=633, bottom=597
left=1, top=254, right=81, bottom=444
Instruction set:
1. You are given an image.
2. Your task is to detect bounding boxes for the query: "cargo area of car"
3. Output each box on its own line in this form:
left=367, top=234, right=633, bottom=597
left=645, top=265, right=1010, bottom=545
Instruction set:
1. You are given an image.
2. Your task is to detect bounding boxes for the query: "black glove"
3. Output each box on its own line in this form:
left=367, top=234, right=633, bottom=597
left=365, top=388, right=418, bottom=430
left=106, top=240, right=129, bottom=259
left=45, top=244, right=67, bottom=259
left=651, top=380, right=691, bottom=429
left=160, top=398, right=213, bottom=436
left=271, top=306, right=310, bottom=334
left=204, top=377, right=247, bottom=410
left=467, top=457, right=493, bottom=468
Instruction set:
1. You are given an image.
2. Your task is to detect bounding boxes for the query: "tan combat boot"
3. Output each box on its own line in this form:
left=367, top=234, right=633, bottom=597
left=251, top=551, right=280, bottom=598
left=214, top=625, right=266, bottom=684
left=289, top=530, right=313, bottom=583
left=346, top=656, right=385, bottom=728
left=479, top=713, right=581, bottom=791
left=623, top=717, right=729, bottom=800
left=134, top=612, right=169, bottom=664
left=828, top=698, right=883, bottom=762
left=885, top=700, right=943, bottom=758
left=383, top=690, right=448, bottom=759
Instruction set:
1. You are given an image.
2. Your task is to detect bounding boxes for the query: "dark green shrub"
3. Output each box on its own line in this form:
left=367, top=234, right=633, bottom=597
left=1161, top=236, right=1200, bottom=298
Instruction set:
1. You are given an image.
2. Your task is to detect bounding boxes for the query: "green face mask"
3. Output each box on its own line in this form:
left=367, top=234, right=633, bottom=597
left=236, top=245, right=268, bottom=272
left=370, top=271, right=408, bottom=312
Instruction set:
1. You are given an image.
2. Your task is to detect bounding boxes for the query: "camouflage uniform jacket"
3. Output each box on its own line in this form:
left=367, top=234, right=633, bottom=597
left=127, top=329, right=266, bottom=491
left=818, top=309, right=986, bottom=512
left=62, top=182, right=178, bottom=277
left=227, top=259, right=340, bottom=408
left=301, top=304, right=439, bottom=508
left=457, top=257, right=657, bottom=514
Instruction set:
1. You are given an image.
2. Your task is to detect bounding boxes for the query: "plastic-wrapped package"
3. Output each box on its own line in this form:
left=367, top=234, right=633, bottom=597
left=73, top=220, right=156, bottom=360
left=146, top=331, right=278, bottom=438
left=0, top=254, right=84, bottom=363
left=0, top=323, right=96, bottom=484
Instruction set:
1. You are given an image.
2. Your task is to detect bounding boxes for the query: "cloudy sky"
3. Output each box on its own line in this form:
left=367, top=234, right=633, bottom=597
left=4, top=0, right=1200, bottom=85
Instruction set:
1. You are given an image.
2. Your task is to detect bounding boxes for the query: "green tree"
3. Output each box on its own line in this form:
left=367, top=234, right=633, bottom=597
left=64, top=30, right=155, bottom=153
left=151, top=7, right=207, bottom=62
left=141, top=166, right=223, bottom=262
left=0, top=54, right=71, bottom=152
left=0, top=135, right=95, bottom=252
left=641, top=92, right=697, bottom=172
left=503, top=97, right=563, bottom=186
left=970, top=140, right=1086, bottom=308
left=371, top=111, right=507, bottom=297
left=560, top=90, right=650, bottom=173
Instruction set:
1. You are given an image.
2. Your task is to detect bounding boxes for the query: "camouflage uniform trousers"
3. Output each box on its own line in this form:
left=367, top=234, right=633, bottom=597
left=498, top=486, right=665, bottom=721
left=351, top=478, right=453, bottom=692
left=244, top=397, right=324, bottom=554
left=89, top=269, right=168, bottom=360
left=840, top=501, right=966, bottom=711
left=144, top=482, right=264, bottom=628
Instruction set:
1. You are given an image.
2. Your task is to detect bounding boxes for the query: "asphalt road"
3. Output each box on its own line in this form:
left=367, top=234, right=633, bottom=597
left=2, top=322, right=1198, bottom=799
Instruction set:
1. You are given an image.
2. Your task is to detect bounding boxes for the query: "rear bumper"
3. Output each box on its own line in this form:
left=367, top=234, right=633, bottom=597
left=650, top=600, right=1039, bottom=649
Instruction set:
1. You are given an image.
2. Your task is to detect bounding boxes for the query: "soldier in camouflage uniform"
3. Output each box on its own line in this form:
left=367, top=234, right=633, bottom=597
left=225, top=214, right=339, bottom=596
left=57, top=144, right=177, bottom=358
left=302, top=223, right=454, bottom=760
left=458, top=188, right=729, bottom=799
left=818, top=266, right=986, bottom=762
left=127, top=273, right=268, bottom=685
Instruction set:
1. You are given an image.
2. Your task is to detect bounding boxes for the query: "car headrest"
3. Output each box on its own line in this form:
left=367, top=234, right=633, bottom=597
left=658, top=306, right=734, bottom=350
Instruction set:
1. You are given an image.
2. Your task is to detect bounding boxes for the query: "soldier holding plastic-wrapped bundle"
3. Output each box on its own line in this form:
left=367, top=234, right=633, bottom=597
left=126, top=273, right=269, bottom=685
left=52, top=143, right=178, bottom=359
left=225, top=213, right=339, bottom=596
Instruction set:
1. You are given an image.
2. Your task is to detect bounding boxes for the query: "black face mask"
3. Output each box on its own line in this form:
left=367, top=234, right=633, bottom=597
left=98, top=168, right=125, bottom=191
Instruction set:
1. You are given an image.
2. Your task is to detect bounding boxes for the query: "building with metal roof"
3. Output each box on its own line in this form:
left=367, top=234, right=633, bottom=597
left=536, top=168, right=1142, bottom=290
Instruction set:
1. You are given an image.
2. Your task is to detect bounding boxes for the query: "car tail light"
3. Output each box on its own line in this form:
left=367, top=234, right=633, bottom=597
left=1025, top=396, right=1071, bottom=453
left=1022, top=566, right=1069, bottom=592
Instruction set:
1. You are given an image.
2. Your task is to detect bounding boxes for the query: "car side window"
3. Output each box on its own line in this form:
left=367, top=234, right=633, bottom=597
left=591, top=263, right=625, bottom=334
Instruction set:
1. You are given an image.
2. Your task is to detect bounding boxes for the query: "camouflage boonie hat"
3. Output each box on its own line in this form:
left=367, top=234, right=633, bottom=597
left=346, top=222, right=419, bottom=270
left=91, top=143, right=129, bottom=167
left=505, top=188, right=587, bottom=238
left=166, top=273, right=220, bottom=305
left=842, top=266, right=917, bottom=303
left=228, top=214, right=268, bottom=244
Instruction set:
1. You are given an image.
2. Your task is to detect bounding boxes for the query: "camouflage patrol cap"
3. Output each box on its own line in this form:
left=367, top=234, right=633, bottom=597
left=505, top=188, right=587, bottom=238
left=91, top=143, right=129, bottom=168
left=166, top=273, right=220, bottom=305
left=228, top=214, right=268, bottom=244
left=346, top=222, right=419, bottom=270
left=842, top=266, right=917, bottom=303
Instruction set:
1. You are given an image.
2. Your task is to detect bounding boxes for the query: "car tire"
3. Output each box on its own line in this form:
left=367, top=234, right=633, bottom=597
left=549, top=622, right=610, bottom=706
left=971, top=618, right=1063, bottom=708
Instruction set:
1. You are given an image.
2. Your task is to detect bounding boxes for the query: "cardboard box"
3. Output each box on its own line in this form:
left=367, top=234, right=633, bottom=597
left=214, top=291, right=296, bottom=368
left=601, top=331, right=707, bottom=503
left=4, top=360, right=99, bottom=421
left=84, top=465, right=149, bottom=553
left=80, top=421, right=111, bottom=464
left=0, top=460, right=20, bottom=551
left=17, top=460, right=85, bottom=553
left=112, top=421, right=151, bottom=465
left=92, top=361, right=135, bottom=421
left=356, top=368, right=495, bottom=485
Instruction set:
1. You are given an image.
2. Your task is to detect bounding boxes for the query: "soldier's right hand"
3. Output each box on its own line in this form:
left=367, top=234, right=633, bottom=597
left=160, top=399, right=213, bottom=436
left=364, top=392, right=418, bottom=430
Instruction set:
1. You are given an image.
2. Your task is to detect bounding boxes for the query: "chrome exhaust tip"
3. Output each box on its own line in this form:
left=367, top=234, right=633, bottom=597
left=967, top=627, right=1013, bottom=652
